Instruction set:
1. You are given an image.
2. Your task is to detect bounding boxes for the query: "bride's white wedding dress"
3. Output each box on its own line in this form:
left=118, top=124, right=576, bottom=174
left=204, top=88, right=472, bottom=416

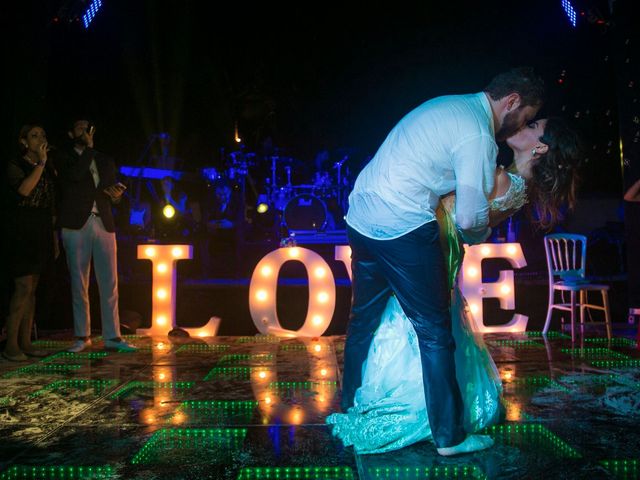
left=327, top=172, right=527, bottom=454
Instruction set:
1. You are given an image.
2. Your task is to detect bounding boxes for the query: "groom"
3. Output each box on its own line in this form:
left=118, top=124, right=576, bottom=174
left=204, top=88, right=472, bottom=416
left=342, top=67, right=544, bottom=455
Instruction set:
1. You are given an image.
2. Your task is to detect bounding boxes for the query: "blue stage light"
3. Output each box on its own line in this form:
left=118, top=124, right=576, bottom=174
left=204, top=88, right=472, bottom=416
left=82, top=0, right=103, bottom=29
left=561, top=0, right=577, bottom=27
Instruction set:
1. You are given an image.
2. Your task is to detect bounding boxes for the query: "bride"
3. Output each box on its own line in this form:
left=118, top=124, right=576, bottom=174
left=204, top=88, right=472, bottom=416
left=327, top=117, right=582, bottom=454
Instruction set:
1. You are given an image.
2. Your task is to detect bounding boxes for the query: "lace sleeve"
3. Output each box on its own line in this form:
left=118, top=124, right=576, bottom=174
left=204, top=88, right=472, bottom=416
left=489, top=172, right=527, bottom=212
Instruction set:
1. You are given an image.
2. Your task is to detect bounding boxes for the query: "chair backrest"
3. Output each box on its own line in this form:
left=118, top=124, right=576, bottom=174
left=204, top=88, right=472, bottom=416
left=544, top=234, right=588, bottom=284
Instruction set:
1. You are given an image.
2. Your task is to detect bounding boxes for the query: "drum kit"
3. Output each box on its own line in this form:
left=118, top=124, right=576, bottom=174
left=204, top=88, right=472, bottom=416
left=202, top=149, right=352, bottom=234
left=267, top=154, right=352, bottom=232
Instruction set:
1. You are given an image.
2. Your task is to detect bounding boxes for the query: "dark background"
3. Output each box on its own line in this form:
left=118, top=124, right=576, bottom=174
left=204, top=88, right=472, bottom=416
left=2, top=0, right=635, bottom=333
left=2, top=0, right=624, bottom=194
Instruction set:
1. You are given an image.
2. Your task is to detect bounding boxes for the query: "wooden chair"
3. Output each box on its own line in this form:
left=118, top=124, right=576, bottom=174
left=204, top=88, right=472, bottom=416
left=542, top=234, right=612, bottom=342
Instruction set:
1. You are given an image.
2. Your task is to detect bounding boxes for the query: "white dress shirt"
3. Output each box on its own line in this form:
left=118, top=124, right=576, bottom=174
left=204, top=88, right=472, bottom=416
left=346, top=92, right=497, bottom=244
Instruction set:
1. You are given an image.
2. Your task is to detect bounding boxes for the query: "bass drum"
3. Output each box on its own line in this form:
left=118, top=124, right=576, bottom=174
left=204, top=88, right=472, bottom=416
left=283, top=194, right=327, bottom=231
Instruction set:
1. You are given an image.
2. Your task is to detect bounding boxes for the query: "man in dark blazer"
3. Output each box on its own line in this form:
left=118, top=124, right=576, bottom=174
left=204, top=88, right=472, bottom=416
left=57, top=117, right=136, bottom=353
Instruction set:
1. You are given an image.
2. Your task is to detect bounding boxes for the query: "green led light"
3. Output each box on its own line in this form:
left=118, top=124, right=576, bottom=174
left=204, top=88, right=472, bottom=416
left=109, top=381, right=194, bottom=399
left=590, top=359, right=640, bottom=368
left=524, top=331, right=570, bottom=339
left=279, top=344, right=311, bottom=351
left=237, top=466, right=355, bottom=480
left=131, top=428, right=247, bottom=465
left=173, top=400, right=258, bottom=425
left=217, top=353, right=273, bottom=365
left=565, top=373, right=619, bottom=385
left=176, top=344, right=230, bottom=353
left=2, top=364, right=83, bottom=378
left=268, top=381, right=337, bottom=393
left=32, top=340, right=74, bottom=348
left=41, top=351, right=108, bottom=363
left=0, top=465, right=114, bottom=480
left=120, top=334, right=147, bottom=339
left=278, top=343, right=334, bottom=352
left=365, top=465, right=486, bottom=479
left=203, top=367, right=256, bottom=380
left=236, top=336, right=280, bottom=344
left=584, top=337, right=637, bottom=347
left=561, top=348, right=630, bottom=359
left=585, top=337, right=638, bottom=347
left=489, top=340, right=543, bottom=348
left=601, top=459, right=640, bottom=479
left=30, top=379, right=118, bottom=398
left=481, top=423, right=580, bottom=458
left=505, top=375, right=571, bottom=393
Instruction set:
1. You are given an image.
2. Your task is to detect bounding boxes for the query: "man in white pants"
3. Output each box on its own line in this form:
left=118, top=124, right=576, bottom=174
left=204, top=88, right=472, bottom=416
left=57, top=118, right=136, bottom=353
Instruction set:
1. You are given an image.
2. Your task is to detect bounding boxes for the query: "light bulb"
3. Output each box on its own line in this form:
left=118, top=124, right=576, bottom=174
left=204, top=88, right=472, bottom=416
left=256, top=290, right=268, bottom=301
left=314, top=267, right=327, bottom=278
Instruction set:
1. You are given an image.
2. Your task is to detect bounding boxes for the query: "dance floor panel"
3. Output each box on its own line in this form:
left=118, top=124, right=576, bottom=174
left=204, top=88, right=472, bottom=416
left=1, top=334, right=639, bottom=479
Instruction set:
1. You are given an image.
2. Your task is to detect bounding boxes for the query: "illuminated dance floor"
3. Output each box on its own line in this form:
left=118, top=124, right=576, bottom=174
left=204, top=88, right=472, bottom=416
left=1, top=332, right=639, bottom=479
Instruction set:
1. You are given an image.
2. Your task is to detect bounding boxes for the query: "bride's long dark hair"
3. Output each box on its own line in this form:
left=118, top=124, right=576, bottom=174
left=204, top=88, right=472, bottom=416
left=526, top=116, right=583, bottom=229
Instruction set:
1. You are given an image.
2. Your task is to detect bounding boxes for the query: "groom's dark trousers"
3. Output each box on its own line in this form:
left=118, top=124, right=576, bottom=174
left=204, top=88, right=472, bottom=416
left=341, top=222, right=466, bottom=448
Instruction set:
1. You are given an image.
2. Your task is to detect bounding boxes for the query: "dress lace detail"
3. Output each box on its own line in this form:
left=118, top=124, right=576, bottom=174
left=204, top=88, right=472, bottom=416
left=490, top=172, right=527, bottom=212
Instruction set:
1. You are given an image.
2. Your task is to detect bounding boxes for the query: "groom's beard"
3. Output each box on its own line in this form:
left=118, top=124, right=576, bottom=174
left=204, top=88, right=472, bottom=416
left=495, top=110, right=524, bottom=142
left=73, top=133, right=91, bottom=148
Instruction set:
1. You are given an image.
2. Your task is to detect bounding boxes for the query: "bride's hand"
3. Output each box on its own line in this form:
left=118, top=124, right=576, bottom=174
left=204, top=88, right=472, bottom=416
left=440, top=193, right=456, bottom=212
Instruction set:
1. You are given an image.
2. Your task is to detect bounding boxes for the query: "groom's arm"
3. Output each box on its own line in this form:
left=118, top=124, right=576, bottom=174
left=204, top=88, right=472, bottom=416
left=452, top=134, right=497, bottom=244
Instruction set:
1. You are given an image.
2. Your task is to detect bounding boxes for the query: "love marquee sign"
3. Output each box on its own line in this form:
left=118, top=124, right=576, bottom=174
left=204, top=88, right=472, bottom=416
left=136, top=243, right=528, bottom=337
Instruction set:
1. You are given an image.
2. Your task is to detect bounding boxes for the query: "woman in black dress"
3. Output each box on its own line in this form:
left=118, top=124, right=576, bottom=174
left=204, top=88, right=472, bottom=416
left=3, top=124, right=56, bottom=361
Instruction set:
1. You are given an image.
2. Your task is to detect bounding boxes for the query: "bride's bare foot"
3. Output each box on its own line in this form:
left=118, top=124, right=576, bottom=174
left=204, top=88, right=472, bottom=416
left=437, top=434, right=494, bottom=456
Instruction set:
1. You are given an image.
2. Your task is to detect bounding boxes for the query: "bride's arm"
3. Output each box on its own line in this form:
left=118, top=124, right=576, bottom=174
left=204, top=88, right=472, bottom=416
left=488, top=168, right=518, bottom=227
left=442, top=168, right=517, bottom=226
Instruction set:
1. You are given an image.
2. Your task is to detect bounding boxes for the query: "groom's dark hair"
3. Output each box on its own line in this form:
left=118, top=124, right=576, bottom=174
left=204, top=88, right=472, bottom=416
left=485, top=67, right=545, bottom=107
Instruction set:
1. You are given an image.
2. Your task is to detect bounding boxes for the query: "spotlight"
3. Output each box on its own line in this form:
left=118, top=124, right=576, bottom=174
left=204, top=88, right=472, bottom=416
left=82, top=0, right=103, bottom=29
left=163, top=204, right=176, bottom=219
left=257, top=203, right=269, bottom=214
left=561, top=0, right=577, bottom=27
